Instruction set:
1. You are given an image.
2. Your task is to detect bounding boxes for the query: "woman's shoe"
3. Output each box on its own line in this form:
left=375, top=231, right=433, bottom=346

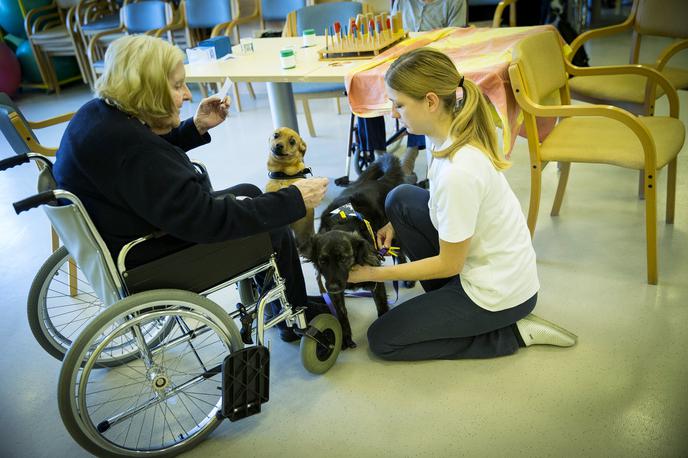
left=516, top=314, right=578, bottom=347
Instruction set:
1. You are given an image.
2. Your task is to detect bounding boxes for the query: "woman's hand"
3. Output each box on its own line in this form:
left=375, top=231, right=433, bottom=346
left=292, top=177, right=328, bottom=209
left=193, top=96, right=230, bottom=135
left=376, top=222, right=395, bottom=250
left=348, top=265, right=374, bottom=284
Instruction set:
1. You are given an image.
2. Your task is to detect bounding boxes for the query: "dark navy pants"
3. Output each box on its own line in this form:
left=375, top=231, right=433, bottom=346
left=367, top=185, right=535, bottom=361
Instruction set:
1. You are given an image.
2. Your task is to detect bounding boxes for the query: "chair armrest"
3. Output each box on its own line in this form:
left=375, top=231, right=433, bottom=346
left=282, top=11, right=296, bottom=37
left=151, top=21, right=184, bottom=38
left=24, top=2, right=58, bottom=34
left=569, top=18, right=633, bottom=60
left=210, top=19, right=239, bottom=39
left=28, top=111, right=75, bottom=129
left=655, top=38, right=688, bottom=72
left=492, top=0, right=517, bottom=28
left=237, top=0, right=260, bottom=23
left=9, top=113, right=59, bottom=156
left=566, top=62, right=680, bottom=118
left=87, top=25, right=125, bottom=59
left=29, top=9, right=60, bottom=34
left=509, top=62, right=658, bottom=169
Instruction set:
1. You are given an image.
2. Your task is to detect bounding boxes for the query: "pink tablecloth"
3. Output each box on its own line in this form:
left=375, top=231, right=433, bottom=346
left=345, top=25, right=559, bottom=155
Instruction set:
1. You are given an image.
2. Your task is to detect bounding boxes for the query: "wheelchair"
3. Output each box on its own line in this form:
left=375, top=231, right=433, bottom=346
left=1, top=152, right=343, bottom=456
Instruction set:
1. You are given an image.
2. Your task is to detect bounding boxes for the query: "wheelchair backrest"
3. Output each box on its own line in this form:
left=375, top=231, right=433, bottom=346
left=0, top=93, right=35, bottom=155
left=38, top=167, right=124, bottom=307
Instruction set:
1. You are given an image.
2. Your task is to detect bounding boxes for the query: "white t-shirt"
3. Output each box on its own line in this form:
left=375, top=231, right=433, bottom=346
left=427, top=142, right=539, bottom=311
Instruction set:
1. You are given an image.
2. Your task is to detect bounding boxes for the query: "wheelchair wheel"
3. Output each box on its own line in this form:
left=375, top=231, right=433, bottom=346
left=27, top=246, right=104, bottom=361
left=238, top=278, right=259, bottom=306
left=300, top=314, right=342, bottom=374
left=353, top=148, right=376, bottom=175
left=27, top=246, right=173, bottom=366
left=58, top=289, right=243, bottom=457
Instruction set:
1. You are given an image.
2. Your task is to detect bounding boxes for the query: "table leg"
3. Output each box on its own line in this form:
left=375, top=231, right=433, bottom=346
left=266, top=82, right=299, bottom=133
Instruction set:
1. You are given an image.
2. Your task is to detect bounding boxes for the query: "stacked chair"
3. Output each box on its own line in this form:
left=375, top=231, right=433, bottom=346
left=22, top=0, right=91, bottom=92
left=86, top=0, right=182, bottom=84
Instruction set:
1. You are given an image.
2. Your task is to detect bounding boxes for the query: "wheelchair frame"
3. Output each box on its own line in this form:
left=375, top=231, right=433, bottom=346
left=1, top=152, right=342, bottom=456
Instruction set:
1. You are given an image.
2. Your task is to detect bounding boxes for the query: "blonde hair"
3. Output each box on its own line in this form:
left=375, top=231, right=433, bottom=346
left=95, top=35, right=184, bottom=129
left=385, top=48, right=510, bottom=171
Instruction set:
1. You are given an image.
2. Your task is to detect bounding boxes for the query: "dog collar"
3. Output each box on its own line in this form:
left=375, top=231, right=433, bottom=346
left=268, top=167, right=312, bottom=180
left=330, top=204, right=399, bottom=258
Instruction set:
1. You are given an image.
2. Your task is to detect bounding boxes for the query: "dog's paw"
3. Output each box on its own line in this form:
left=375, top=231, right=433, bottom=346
left=342, top=336, right=357, bottom=350
left=403, top=280, right=416, bottom=289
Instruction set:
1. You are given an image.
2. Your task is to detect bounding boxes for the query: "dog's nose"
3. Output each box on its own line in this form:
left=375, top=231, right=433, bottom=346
left=325, top=281, right=344, bottom=294
left=273, top=143, right=283, bottom=153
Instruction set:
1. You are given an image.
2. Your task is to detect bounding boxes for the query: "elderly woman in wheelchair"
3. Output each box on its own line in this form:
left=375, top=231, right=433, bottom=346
left=0, top=34, right=342, bottom=457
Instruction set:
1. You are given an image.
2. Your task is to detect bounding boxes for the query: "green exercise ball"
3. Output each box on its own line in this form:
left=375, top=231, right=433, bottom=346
left=0, top=0, right=53, bottom=39
left=16, top=39, right=80, bottom=85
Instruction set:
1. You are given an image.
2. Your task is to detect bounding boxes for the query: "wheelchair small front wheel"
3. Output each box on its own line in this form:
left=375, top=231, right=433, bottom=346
left=58, top=289, right=243, bottom=457
left=353, top=149, right=376, bottom=175
left=299, top=314, right=342, bottom=374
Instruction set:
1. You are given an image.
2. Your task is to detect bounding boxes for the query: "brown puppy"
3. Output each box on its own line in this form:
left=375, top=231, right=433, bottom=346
left=265, top=127, right=315, bottom=251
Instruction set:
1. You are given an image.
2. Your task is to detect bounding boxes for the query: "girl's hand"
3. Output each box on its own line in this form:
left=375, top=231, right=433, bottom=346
left=348, top=265, right=374, bottom=284
left=193, top=96, right=230, bottom=134
left=376, top=222, right=395, bottom=250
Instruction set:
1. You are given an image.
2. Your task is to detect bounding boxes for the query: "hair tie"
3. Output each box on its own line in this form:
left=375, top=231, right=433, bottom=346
left=458, top=75, right=464, bottom=88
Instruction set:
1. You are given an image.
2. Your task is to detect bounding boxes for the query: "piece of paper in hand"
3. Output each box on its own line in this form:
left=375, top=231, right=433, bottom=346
left=216, top=77, right=232, bottom=101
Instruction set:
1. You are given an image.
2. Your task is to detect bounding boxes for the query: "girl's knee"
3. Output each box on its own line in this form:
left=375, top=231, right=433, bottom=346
left=367, top=319, right=395, bottom=359
left=385, top=184, right=417, bottom=216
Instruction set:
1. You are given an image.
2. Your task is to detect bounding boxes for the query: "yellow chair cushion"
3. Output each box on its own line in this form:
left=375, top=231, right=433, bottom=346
left=540, top=116, right=685, bottom=169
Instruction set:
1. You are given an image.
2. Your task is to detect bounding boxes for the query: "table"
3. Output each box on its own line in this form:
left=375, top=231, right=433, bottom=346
left=185, top=28, right=558, bottom=155
left=345, top=26, right=559, bottom=154
left=184, top=36, right=365, bottom=133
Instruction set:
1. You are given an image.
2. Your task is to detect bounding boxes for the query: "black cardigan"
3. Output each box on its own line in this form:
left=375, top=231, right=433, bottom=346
left=54, top=98, right=305, bottom=261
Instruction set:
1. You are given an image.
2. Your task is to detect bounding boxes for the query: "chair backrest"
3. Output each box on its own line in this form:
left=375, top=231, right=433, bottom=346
left=261, top=0, right=305, bottom=22
left=184, top=0, right=234, bottom=28
left=295, top=1, right=363, bottom=36
left=634, top=0, right=688, bottom=39
left=38, top=169, right=124, bottom=307
left=0, top=93, right=37, bottom=155
left=511, top=29, right=568, bottom=105
left=122, top=0, right=171, bottom=33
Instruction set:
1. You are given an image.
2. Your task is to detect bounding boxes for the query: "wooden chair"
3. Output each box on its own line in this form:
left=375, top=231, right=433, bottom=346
left=181, top=0, right=255, bottom=111
left=567, top=0, right=688, bottom=199
left=0, top=93, right=79, bottom=292
left=468, top=0, right=518, bottom=28
left=282, top=1, right=372, bottom=137
left=508, top=29, right=684, bottom=284
left=568, top=0, right=688, bottom=116
left=21, top=0, right=92, bottom=92
left=73, top=0, right=123, bottom=88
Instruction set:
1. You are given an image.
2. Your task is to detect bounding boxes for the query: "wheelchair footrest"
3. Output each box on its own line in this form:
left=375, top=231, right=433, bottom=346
left=221, top=346, right=270, bottom=421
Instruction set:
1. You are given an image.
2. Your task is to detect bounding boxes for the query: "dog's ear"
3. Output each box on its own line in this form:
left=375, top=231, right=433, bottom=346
left=300, top=234, right=316, bottom=262
left=351, top=232, right=379, bottom=266
left=298, top=136, right=307, bottom=156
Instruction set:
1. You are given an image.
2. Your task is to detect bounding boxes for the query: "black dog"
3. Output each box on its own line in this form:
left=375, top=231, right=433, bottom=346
left=304, top=154, right=405, bottom=349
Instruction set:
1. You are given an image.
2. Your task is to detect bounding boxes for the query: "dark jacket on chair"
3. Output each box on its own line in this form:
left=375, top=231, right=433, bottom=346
left=54, top=98, right=306, bottom=264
